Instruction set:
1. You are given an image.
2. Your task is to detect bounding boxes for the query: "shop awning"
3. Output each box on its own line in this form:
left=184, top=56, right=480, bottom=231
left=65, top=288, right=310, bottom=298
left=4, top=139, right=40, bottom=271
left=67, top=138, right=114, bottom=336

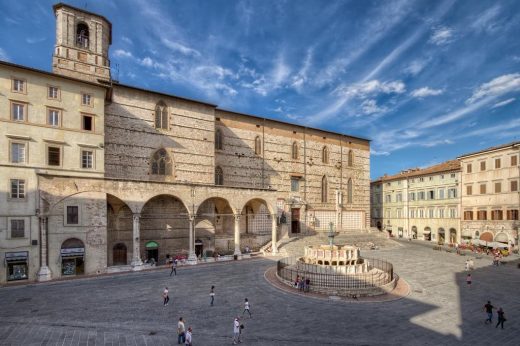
left=145, top=241, right=159, bottom=249
left=60, top=247, right=85, bottom=257
left=5, top=251, right=28, bottom=262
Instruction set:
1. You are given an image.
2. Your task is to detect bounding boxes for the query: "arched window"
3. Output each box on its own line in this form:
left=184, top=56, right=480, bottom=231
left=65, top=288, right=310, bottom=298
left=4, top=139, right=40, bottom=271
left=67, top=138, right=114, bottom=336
left=76, top=23, right=89, bottom=49
left=215, top=129, right=223, bottom=150
left=292, top=141, right=299, bottom=160
left=347, top=178, right=353, bottom=203
left=215, top=166, right=223, bottom=185
left=151, top=149, right=172, bottom=175
left=348, top=150, right=354, bottom=167
left=322, top=146, right=329, bottom=164
left=254, top=136, right=262, bottom=155
left=154, top=101, right=168, bottom=129
left=321, top=175, right=328, bottom=203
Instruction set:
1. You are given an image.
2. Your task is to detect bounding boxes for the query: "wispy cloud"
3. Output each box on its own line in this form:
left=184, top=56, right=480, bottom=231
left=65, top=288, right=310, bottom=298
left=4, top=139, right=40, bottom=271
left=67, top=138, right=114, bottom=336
left=429, top=26, right=454, bottom=45
left=25, top=37, right=46, bottom=44
left=491, top=98, right=515, bottom=109
left=161, top=38, right=201, bottom=57
left=403, top=59, right=428, bottom=76
left=335, top=80, right=406, bottom=98
left=410, top=87, right=444, bottom=98
left=360, top=99, right=387, bottom=115
left=113, top=49, right=133, bottom=58
left=121, top=36, right=133, bottom=45
left=467, top=73, right=520, bottom=104
left=471, top=5, right=502, bottom=33
left=0, top=47, right=9, bottom=61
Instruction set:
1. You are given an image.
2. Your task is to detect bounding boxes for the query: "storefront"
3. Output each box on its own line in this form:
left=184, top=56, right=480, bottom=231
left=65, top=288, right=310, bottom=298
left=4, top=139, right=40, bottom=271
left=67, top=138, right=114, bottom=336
left=61, top=238, right=85, bottom=276
left=5, top=251, right=29, bottom=281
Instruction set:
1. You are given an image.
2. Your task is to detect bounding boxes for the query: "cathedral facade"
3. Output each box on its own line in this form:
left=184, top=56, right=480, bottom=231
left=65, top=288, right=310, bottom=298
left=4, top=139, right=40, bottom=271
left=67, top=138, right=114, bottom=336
left=0, top=3, right=370, bottom=284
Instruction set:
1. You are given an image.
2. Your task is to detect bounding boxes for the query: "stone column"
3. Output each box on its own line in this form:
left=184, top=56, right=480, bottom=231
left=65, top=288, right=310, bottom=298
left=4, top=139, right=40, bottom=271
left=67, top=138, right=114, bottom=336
left=37, top=217, right=52, bottom=281
left=271, top=214, right=278, bottom=254
left=131, top=213, right=143, bottom=270
left=187, top=215, right=197, bottom=264
left=234, top=214, right=241, bottom=255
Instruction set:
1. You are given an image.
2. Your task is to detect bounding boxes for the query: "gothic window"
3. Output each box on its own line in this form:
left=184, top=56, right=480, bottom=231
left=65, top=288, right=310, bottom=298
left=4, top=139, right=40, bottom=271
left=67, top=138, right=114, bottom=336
left=292, top=141, right=299, bottom=160
left=322, top=146, right=329, bottom=164
left=215, top=129, right=223, bottom=150
left=254, top=136, right=262, bottom=155
left=347, top=178, right=353, bottom=203
left=321, top=175, right=328, bottom=203
left=151, top=149, right=172, bottom=175
left=155, top=101, right=168, bottom=129
left=215, top=166, right=223, bottom=185
left=76, top=23, right=89, bottom=49
left=348, top=150, right=354, bottom=167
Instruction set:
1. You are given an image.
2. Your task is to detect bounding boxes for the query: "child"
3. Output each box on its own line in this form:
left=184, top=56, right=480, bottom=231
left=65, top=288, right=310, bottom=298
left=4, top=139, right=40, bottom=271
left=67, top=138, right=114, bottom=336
left=163, top=287, right=169, bottom=306
left=242, top=298, right=251, bottom=318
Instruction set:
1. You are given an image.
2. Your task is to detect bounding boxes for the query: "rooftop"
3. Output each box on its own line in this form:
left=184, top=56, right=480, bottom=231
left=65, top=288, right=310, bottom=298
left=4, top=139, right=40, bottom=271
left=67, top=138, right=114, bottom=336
left=457, top=141, right=520, bottom=159
left=373, top=159, right=461, bottom=183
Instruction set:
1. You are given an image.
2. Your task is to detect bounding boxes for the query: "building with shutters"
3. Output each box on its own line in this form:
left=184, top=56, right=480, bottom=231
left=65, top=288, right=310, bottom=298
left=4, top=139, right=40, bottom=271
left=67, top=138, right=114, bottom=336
left=0, top=3, right=370, bottom=284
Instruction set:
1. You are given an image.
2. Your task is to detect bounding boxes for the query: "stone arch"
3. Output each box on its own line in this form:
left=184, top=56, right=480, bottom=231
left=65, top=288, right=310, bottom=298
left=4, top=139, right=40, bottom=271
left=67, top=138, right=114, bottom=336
left=240, top=198, right=275, bottom=251
left=61, top=238, right=85, bottom=276
left=107, top=194, right=133, bottom=267
left=76, top=22, right=89, bottom=48
left=449, top=228, right=457, bottom=243
left=438, top=228, right=446, bottom=244
left=424, top=226, right=432, bottom=241
left=140, top=194, right=191, bottom=263
left=254, top=136, right=262, bottom=155
left=479, top=231, right=493, bottom=242
left=196, top=197, right=234, bottom=254
left=495, top=232, right=509, bottom=243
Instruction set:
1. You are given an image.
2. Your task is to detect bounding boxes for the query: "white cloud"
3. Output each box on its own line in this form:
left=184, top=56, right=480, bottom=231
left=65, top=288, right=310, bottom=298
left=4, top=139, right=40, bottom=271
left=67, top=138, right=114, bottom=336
left=467, top=73, right=520, bottom=104
left=370, top=149, right=390, bottom=156
left=121, top=36, right=133, bottom=45
left=140, top=57, right=155, bottom=67
left=491, top=98, right=515, bottom=109
left=161, top=38, right=200, bottom=57
left=410, top=87, right=444, bottom=98
left=291, top=48, right=313, bottom=90
left=404, top=59, right=428, bottom=76
left=336, top=80, right=406, bottom=98
left=0, top=47, right=9, bottom=61
left=429, top=26, right=454, bottom=45
left=360, top=99, right=387, bottom=115
left=113, top=49, right=133, bottom=58
left=422, top=139, right=454, bottom=147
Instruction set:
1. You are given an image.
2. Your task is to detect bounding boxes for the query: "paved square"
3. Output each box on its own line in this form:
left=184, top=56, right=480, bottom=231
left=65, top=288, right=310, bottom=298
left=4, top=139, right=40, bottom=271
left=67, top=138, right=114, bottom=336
left=1, top=242, right=519, bottom=345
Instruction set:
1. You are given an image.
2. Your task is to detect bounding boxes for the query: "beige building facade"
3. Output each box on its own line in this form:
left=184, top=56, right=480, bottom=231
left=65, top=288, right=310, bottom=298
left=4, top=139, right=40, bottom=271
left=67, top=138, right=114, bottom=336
left=459, top=142, right=520, bottom=246
left=371, top=160, right=461, bottom=244
left=0, top=3, right=370, bottom=284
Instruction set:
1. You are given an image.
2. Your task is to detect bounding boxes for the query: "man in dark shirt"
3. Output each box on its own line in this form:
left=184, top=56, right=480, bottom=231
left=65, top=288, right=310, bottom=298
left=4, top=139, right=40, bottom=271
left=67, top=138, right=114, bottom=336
left=484, top=301, right=494, bottom=324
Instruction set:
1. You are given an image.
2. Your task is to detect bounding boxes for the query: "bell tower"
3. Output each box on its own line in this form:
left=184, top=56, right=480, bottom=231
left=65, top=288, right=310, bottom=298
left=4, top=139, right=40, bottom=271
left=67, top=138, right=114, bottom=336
left=52, top=3, right=112, bottom=83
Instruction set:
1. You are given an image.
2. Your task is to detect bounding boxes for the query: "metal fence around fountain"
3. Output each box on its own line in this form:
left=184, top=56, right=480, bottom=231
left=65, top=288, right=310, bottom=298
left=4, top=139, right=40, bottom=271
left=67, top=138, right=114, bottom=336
left=277, top=256, right=394, bottom=290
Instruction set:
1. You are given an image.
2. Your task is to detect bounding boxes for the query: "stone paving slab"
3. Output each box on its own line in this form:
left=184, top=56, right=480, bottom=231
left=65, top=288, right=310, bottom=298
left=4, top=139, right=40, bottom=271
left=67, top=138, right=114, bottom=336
left=0, top=243, right=519, bottom=345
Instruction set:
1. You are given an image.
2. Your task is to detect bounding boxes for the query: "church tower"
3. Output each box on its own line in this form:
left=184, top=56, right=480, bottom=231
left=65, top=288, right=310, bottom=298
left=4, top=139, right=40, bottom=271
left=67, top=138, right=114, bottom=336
left=52, top=3, right=112, bottom=83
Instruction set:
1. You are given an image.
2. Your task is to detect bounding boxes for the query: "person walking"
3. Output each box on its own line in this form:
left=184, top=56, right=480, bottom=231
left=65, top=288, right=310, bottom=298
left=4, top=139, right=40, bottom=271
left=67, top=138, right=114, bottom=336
left=163, top=287, right=170, bottom=306
left=210, top=285, right=215, bottom=306
left=466, top=274, right=472, bottom=288
left=177, top=317, right=186, bottom=344
left=483, top=301, right=494, bottom=324
left=242, top=298, right=251, bottom=318
left=185, top=326, right=192, bottom=346
left=233, top=317, right=241, bottom=344
left=496, top=308, right=506, bottom=329
left=170, top=258, right=178, bottom=276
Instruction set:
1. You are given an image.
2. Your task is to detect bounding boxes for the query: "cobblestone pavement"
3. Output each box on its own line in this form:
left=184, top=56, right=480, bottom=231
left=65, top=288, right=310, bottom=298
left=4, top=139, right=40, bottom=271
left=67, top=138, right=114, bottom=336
left=1, top=241, right=519, bottom=345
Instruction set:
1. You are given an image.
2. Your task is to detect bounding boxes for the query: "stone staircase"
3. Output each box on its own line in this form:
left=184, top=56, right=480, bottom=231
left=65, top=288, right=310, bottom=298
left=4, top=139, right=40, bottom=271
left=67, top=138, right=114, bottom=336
left=278, top=230, right=397, bottom=258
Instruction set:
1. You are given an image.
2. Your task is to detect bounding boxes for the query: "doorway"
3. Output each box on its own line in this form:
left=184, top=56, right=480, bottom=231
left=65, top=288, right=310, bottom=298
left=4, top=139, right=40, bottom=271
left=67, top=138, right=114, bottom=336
left=145, top=241, right=159, bottom=263
left=61, top=238, right=85, bottom=276
left=113, top=243, right=127, bottom=265
left=195, top=239, right=203, bottom=258
left=291, top=208, right=300, bottom=233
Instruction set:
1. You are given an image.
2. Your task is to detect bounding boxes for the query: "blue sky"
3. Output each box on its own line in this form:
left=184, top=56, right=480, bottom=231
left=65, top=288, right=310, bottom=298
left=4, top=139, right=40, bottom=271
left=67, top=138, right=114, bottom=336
left=1, top=0, right=519, bottom=179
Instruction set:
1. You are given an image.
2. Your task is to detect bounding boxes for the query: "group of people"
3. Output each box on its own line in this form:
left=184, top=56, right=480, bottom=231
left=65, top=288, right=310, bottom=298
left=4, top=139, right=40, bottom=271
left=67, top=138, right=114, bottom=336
left=483, top=301, right=507, bottom=329
left=294, top=275, right=311, bottom=292
left=162, top=280, right=253, bottom=344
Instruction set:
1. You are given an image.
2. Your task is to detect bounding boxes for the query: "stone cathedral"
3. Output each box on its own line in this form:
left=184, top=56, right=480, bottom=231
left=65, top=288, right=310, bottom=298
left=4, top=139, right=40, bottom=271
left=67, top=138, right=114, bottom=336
left=0, top=3, right=370, bottom=284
